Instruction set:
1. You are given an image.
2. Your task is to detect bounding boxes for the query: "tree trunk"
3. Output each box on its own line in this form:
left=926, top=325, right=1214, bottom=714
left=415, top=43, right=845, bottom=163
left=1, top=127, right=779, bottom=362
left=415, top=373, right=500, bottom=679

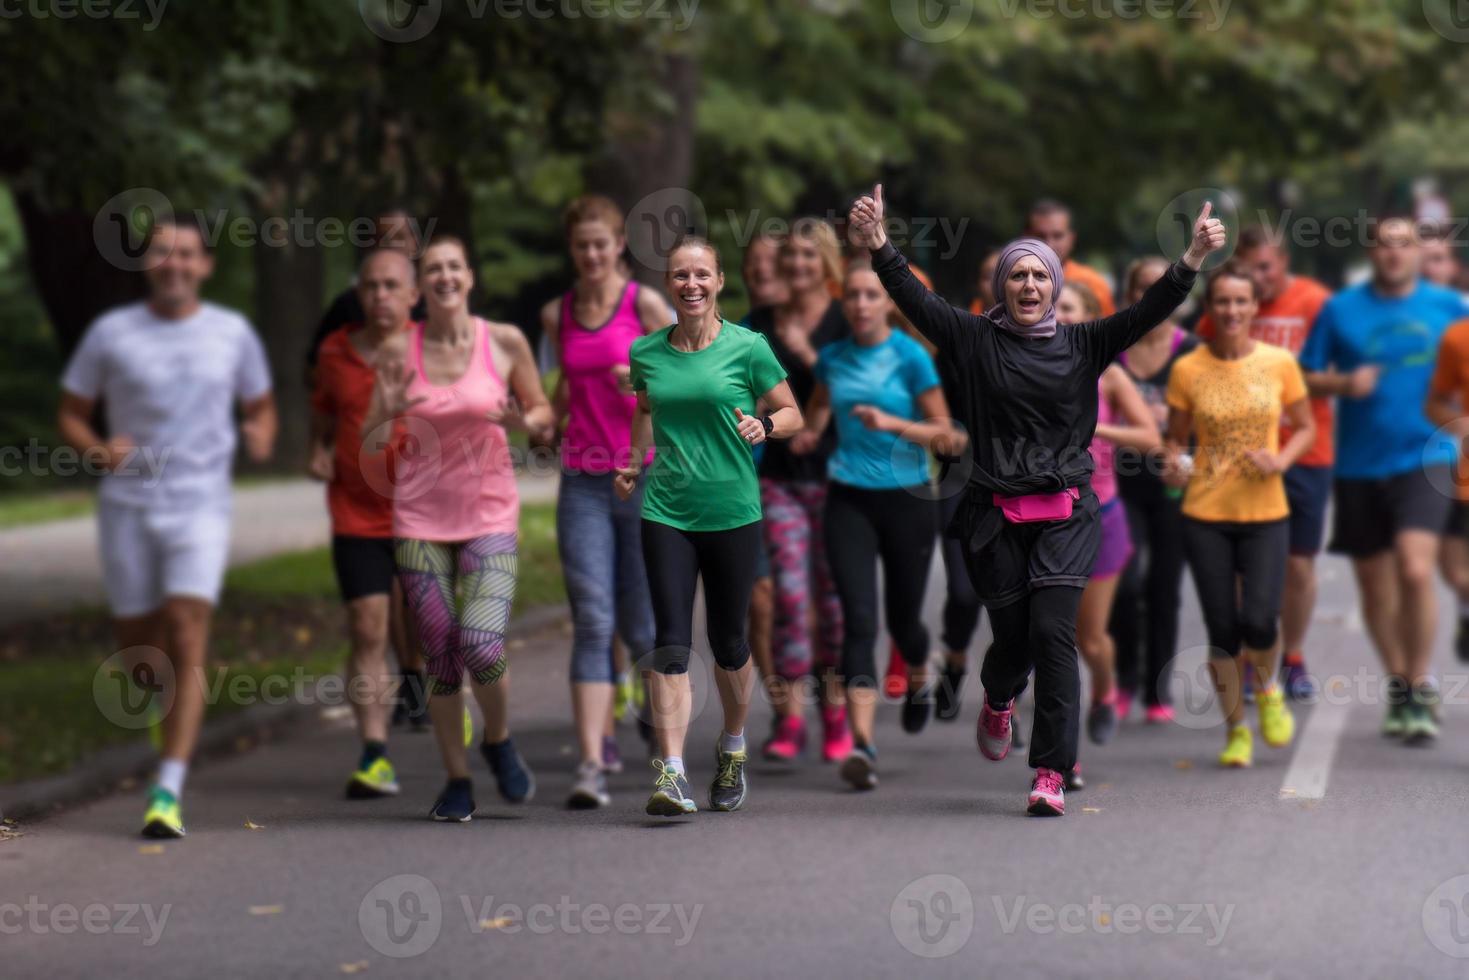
left=15, top=192, right=145, bottom=357
left=251, top=212, right=324, bottom=473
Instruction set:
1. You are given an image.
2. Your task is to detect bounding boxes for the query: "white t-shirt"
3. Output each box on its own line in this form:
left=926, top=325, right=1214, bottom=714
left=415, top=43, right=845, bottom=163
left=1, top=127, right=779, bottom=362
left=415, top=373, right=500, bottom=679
left=62, top=301, right=273, bottom=508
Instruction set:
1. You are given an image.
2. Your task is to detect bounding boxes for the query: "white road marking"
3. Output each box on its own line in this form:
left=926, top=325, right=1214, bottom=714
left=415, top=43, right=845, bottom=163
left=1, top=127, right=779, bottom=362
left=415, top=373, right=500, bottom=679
left=1279, top=697, right=1353, bottom=800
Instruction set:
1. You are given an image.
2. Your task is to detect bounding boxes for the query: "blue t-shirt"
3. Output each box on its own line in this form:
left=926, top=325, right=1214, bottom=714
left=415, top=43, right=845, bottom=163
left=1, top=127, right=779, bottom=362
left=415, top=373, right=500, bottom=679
left=1299, top=280, right=1469, bottom=479
left=813, top=330, right=941, bottom=489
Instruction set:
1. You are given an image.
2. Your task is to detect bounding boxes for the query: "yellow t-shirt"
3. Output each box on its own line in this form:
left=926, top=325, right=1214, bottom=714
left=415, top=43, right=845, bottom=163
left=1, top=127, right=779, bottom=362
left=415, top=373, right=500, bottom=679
left=1166, top=342, right=1308, bottom=523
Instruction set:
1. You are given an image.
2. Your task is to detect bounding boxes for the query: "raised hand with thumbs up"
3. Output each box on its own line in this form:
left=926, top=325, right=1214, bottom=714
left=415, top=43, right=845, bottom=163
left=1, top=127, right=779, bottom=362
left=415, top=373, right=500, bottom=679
left=1182, top=201, right=1228, bottom=270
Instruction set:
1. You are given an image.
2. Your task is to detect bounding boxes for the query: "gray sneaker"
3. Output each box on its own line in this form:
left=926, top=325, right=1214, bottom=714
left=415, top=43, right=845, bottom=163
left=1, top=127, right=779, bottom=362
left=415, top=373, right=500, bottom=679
left=708, top=746, right=749, bottom=812
left=646, top=760, right=697, bottom=816
left=567, top=760, right=610, bottom=809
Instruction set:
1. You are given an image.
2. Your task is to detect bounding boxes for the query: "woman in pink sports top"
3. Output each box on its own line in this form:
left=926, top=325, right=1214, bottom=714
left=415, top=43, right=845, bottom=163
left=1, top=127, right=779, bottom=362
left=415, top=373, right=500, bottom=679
left=1057, top=282, right=1158, bottom=779
left=364, top=236, right=554, bottom=823
left=539, top=195, right=673, bottom=809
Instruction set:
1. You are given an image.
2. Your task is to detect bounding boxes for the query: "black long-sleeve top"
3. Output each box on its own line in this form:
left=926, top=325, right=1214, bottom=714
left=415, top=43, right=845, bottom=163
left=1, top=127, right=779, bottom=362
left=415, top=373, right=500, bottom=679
left=871, top=241, right=1197, bottom=497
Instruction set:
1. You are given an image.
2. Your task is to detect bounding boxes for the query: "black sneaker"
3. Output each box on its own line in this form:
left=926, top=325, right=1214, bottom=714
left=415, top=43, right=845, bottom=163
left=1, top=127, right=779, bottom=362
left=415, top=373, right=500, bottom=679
left=646, top=760, right=697, bottom=816
left=901, top=684, right=934, bottom=734
left=708, top=745, right=749, bottom=812
left=1086, top=698, right=1118, bottom=745
left=1065, top=764, right=1084, bottom=792
left=839, top=743, right=878, bottom=791
left=429, top=778, right=476, bottom=822
left=935, top=662, right=967, bottom=722
left=481, top=737, right=536, bottom=803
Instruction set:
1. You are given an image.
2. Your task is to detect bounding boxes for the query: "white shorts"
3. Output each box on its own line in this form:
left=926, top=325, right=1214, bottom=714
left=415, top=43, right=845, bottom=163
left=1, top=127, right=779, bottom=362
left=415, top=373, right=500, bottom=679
left=98, top=499, right=232, bottom=617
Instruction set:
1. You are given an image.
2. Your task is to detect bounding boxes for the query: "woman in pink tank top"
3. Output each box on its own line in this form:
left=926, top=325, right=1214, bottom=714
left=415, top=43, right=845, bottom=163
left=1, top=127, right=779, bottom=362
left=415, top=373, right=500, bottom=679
left=365, top=236, right=554, bottom=823
left=1057, top=283, right=1159, bottom=771
left=539, top=196, right=672, bottom=808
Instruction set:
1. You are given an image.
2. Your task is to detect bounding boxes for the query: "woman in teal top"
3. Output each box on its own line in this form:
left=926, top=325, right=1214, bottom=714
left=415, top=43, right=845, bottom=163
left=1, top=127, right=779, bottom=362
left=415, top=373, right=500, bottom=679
left=792, top=266, right=961, bottom=791
left=616, top=236, right=802, bottom=817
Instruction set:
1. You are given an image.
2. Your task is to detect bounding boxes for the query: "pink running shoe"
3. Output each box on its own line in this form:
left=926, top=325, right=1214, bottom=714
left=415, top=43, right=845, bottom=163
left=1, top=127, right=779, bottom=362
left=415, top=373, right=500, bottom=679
left=1027, top=767, right=1065, bottom=816
left=883, top=645, right=908, bottom=699
left=821, top=705, right=854, bottom=763
left=1114, top=687, right=1135, bottom=723
left=1144, top=704, right=1175, bottom=724
left=976, top=696, right=1013, bottom=761
left=762, top=715, right=806, bottom=762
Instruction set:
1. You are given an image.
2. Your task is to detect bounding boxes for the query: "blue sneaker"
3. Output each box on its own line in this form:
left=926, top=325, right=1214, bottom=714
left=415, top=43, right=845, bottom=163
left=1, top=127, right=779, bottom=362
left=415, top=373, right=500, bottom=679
left=481, top=737, right=535, bottom=803
left=1281, top=660, right=1317, bottom=702
left=429, top=779, right=476, bottom=822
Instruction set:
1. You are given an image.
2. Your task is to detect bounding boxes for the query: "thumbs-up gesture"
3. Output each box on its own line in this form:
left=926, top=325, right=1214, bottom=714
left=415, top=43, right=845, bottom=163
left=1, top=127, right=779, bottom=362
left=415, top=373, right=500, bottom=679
left=848, top=183, right=888, bottom=251
left=734, top=407, right=767, bottom=445
left=1182, top=201, right=1228, bottom=270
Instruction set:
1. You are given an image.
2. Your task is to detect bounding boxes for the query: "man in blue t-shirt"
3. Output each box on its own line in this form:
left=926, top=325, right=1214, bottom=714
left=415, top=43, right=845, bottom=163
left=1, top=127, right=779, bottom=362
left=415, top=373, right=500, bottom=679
left=1299, top=216, right=1469, bottom=742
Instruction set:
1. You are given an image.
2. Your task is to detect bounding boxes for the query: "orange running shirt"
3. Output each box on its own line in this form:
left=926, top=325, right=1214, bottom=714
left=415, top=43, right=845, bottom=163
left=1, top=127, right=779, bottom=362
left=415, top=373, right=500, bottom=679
left=1197, top=276, right=1333, bottom=468
left=1429, top=317, right=1469, bottom=501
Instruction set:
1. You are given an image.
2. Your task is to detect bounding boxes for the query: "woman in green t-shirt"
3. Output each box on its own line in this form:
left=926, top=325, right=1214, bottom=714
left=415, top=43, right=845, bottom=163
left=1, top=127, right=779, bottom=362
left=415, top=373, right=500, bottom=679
left=616, top=236, right=802, bottom=817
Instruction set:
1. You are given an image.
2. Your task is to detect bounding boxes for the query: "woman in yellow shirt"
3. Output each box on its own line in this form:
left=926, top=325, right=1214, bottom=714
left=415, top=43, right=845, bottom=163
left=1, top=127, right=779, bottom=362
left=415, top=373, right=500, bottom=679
left=1164, top=261, right=1315, bottom=769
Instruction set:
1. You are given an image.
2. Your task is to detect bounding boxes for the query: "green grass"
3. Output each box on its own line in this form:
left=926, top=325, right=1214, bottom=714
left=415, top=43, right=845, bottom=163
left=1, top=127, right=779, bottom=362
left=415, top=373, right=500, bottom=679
left=0, top=491, right=95, bottom=529
left=0, top=502, right=565, bottom=784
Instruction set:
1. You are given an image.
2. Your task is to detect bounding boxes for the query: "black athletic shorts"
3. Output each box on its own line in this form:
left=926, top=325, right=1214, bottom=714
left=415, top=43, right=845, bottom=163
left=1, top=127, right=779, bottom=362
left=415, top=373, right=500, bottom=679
left=1447, top=500, right=1469, bottom=540
left=1329, top=467, right=1454, bottom=559
left=331, top=535, right=397, bottom=601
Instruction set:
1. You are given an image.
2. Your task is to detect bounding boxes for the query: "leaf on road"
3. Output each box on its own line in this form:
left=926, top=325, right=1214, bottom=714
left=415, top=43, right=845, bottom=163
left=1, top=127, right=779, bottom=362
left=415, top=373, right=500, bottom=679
left=1174, top=759, right=1193, bottom=770
left=245, top=820, right=265, bottom=830
left=1081, top=806, right=1102, bottom=814
left=479, top=917, right=516, bottom=930
left=138, top=844, right=165, bottom=854
left=340, top=961, right=370, bottom=974
left=249, top=905, right=284, bottom=916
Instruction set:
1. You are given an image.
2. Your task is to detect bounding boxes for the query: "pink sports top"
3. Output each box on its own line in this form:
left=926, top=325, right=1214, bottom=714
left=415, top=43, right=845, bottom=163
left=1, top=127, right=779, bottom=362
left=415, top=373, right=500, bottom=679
left=559, top=281, right=645, bottom=473
left=393, top=318, right=520, bottom=541
left=1090, top=378, right=1119, bottom=506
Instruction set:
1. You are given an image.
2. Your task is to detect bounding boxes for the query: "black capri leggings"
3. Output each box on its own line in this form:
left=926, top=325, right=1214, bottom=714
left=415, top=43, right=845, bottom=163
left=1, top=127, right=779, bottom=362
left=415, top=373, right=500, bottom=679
left=1182, top=517, right=1289, bottom=658
left=939, top=488, right=984, bottom=653
left=641, top=518, right=763, bottom=675
left=824, top=481, right=937, bottom=688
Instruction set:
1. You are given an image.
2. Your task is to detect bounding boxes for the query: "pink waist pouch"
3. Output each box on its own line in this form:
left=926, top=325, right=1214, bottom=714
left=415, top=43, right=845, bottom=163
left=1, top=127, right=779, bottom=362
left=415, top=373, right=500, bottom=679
left=991, top=486, right=1080, bottom=524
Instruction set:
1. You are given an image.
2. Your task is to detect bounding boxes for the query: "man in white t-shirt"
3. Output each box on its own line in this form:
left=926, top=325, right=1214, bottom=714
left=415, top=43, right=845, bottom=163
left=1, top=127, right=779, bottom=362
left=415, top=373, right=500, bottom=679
left=58, top=215, right=277, bottom=839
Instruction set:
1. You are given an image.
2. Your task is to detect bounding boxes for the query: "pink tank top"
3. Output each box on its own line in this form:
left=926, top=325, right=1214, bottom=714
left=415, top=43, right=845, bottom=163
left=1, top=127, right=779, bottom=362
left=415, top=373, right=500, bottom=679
left=559, top=281, right=644, bottom=473
left=393, top=318, right=520, bottom=541
left=1090, top=378, right=1119, bottom=505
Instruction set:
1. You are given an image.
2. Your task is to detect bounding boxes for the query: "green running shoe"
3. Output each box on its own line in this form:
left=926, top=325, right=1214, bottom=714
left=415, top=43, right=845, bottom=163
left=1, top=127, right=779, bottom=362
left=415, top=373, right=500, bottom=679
left=141, top=786, right=185, bottom=839
left=346, top=757, right=401, bottom=799
left=614, top=672, right=634, bottom=723
left=1403, top=700, right=1440, bottom=745
left=709, top=746, right=748, bottom=812
left=1381, top=702, right=1408, bottom=738
left=462, top=705, right=474, bottom=748
left=645, top=759, right=697, bottom=816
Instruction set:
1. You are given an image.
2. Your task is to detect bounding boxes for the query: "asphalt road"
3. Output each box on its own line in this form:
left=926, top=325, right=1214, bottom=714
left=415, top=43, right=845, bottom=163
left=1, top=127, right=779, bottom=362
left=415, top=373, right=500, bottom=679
left=6, top=550, right=1469, bottom=979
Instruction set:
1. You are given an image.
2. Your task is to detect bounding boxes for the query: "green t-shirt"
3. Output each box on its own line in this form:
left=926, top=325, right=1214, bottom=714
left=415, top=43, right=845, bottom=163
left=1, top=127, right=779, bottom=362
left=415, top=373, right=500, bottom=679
left=629, top=320, right=788, bottom=531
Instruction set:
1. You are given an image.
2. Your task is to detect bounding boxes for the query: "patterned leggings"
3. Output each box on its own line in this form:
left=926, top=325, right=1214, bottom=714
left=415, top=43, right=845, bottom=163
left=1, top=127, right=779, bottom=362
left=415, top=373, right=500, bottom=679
left=760, top=479, right=843, bottom=681
left=395, top=534, right=518, bottom=696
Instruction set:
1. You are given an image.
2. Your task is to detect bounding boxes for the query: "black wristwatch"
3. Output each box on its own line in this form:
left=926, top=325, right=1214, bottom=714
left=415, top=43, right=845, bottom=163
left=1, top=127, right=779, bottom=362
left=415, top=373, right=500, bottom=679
left=759, top=415, right=774, bottom=437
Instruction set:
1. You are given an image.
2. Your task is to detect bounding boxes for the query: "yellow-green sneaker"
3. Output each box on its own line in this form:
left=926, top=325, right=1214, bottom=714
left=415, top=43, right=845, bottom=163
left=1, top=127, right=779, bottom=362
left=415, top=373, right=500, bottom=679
left=462, top=705, right=474, bottom=748
left=1257, top=684, right=1295, bottom=748
left=346, top=757, right=401, bottom=799
left=141, top=787, right=185, bottom=839
left=613, top=672, right=634, bottom=723
left=1218, top=724, right=1252, bottom=768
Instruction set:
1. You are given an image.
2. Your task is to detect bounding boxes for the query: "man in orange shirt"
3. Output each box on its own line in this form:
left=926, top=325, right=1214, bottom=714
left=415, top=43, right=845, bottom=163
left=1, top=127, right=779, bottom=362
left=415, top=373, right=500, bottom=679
left=1426, top=317, right=1469, bottom=661
left=1197, top=227, right=1332, bottom=700
left=310, top=249, right=420, bottom=799
left=1026, top=199, right=1117, bottom=315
